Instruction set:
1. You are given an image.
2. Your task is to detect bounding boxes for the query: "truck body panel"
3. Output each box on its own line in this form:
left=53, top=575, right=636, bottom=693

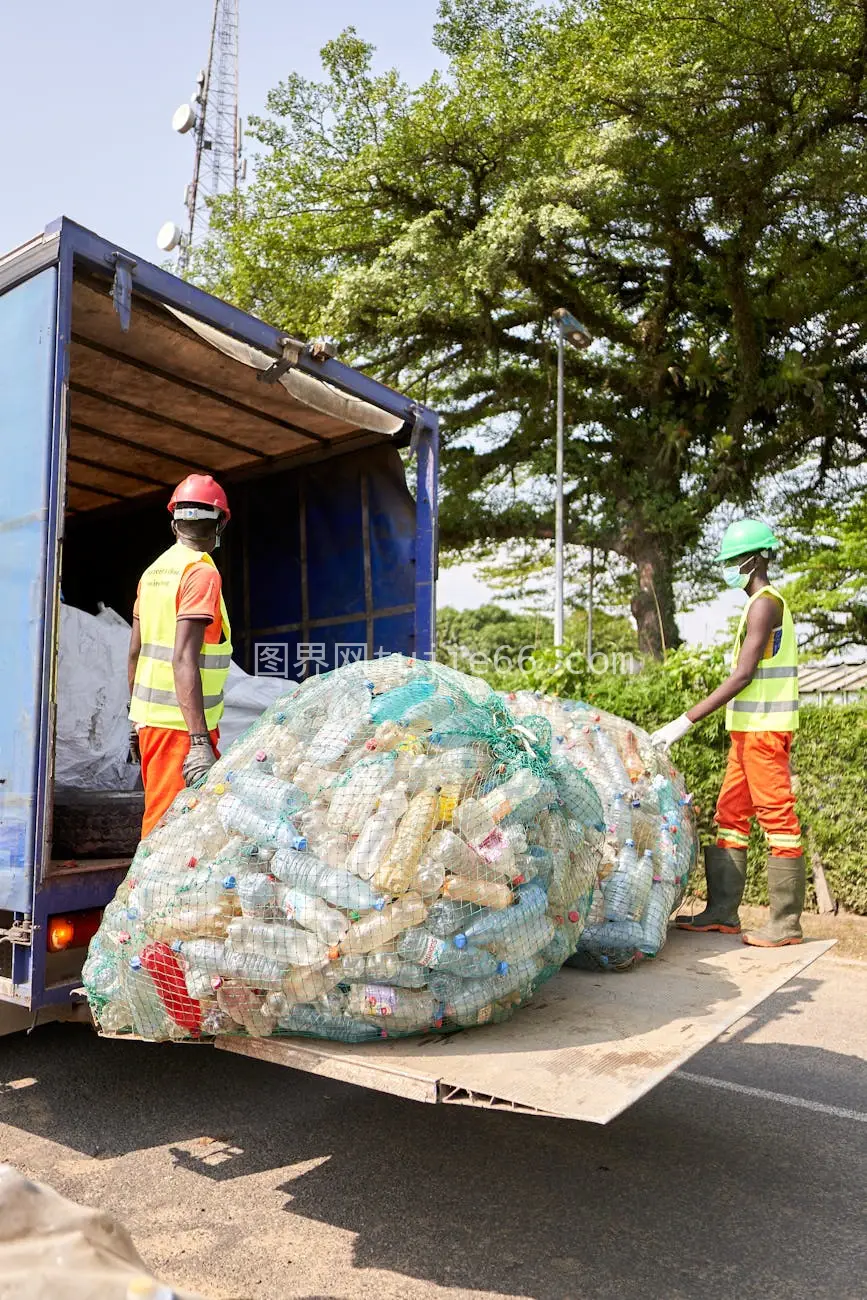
left=0, top=219, right=438, bottom=1010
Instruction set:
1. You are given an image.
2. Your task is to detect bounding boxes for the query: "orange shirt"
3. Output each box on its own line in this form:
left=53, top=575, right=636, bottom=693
left=134, top=558, right=224, bottom=644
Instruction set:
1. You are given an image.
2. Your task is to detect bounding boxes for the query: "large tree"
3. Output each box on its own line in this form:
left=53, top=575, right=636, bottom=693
left=200, top=0, right=867, bottom=656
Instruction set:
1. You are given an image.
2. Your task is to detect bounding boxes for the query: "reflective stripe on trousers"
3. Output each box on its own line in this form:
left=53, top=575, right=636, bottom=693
left=715, top=731, right=802, bottom=859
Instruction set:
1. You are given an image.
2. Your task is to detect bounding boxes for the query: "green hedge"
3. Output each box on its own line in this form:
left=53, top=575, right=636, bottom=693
left=487, top=646, right=867, bottom=913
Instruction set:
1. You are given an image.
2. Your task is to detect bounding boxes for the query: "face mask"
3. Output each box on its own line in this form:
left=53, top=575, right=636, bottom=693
left=722, top=559, right=755, bottom=589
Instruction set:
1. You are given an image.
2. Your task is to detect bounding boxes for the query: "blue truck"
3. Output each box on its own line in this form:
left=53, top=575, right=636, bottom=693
left=0, top=217, right=438, bottom=1015
left=0, top=219, right=828, bottom=1125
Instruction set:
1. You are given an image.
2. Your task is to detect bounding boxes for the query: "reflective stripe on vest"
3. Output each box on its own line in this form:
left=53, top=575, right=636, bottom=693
left=130, top=541, right=232, bottom=731
left=725, top=585, right=798, bottom=734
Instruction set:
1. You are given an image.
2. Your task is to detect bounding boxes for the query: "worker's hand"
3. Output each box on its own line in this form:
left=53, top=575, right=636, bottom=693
left=649, top=714, right=693, bottom=752
left=128, top=723, right=141, bottom=766
left=182, top=734, right=216, bottom=787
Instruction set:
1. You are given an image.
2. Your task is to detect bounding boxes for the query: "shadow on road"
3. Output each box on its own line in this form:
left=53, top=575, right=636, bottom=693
left=0, top=975, right=864, bottom=1300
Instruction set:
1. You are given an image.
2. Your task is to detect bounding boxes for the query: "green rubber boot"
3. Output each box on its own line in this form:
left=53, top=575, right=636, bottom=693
left=676, top=845, right=746, bottom=934
left=742, top=856, right=805, bottom=947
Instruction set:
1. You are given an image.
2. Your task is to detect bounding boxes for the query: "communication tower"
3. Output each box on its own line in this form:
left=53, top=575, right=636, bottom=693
left=157, top=0, right=244, bottom=270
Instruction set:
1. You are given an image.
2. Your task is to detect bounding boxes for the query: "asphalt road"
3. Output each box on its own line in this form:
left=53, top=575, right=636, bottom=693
left=0, top=954, right=864, bottom=1300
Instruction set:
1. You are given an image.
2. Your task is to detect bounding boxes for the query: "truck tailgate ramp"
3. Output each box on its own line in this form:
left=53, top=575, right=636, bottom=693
left=216, top=932, right=835, bottom=1123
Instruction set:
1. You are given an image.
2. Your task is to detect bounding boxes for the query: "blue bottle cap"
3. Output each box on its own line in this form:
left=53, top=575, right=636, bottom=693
left=223, top=875, right=237, bottom=890
left=126, top=906, right=139, bottom=921
left=496, top=961, right=509, bottom=975
left=365, top=680, right=375, bottom=692
left=373, top=897, right=386, bottom=911
left=170, top=939, right=183, bottom=953
left=430, top=732, right=442, bottom=745
left=292, top=837, right=308, bottom=851
left=454, top=933, right=467, bottom=949
left=275, top=712, right=286, bottom=724
left=129, top=956, right=142, bottom=971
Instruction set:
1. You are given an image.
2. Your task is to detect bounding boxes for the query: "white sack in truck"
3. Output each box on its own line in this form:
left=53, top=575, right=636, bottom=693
left=56, top=606, right=140, bottom=793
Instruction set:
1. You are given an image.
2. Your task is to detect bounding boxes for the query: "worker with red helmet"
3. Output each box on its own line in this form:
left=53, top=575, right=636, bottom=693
left=127, top=475, right=232, bottom=836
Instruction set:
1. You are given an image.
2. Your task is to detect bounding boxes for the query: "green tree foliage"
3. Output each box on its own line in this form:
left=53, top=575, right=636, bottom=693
left=437, top=601, right=637, bottom=670
left=780, top=496, right=867, bottom=652
left=200, top=0, right=867, bottom=658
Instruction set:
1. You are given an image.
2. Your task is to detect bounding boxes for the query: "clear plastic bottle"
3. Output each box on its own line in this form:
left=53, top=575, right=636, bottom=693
left=238, top=872, right=276, bottom=920
left=275, top=1003, right=383, bottom=1042
left=340, top=892, right=428, bottom=955
left=369, top=679, right=436, bottom=724
left=431, top=955, right=543, bottom=1027
left=226, top=917, right=332, bottom=966
left=549, top=753, right=605, bottom=829
left=629, top=848, right=656, bottom=922
left=512, top=845, right=554, bottom=886
left=579, top=920, right=644, bottom=964
left=144, top=871, right=239, bottom=943
left=639, top=876, right=679, bottom=954
left=377, top=782, right=410, bottom=821
left=423, top=829, right=481, bottom=876
left=271, top=848, right=386, bottom=912
left=412, top=856, right=446, bottom=897
left=611, top=792, right=633, bottom=846
left=623, top=730, right=645, bottom=784
left=305, top=695, right=373, bottom=767
left=456, top=879, right=547, bottom=948
left=425, top=898, right=479, bottom=938
left=444, top=875, right=513, bottom=909
left=216, top=982, right=277, bottom=1036
left=398, top=926, right=506, bottom=977
left=122, top=957, right=181, bottom=1040
left=274, top=884, right=350, bottom=946
left=603, top=839, right=638, bottom=922
left=339, top=952, right=428, bottom=988
left=225, top=769, right=308, bottom=820
left=346, top=983, right=439, bottom=1032
left=365, top=655, right=418, bottom=694
left=373, top=788, right=440, bottom=894
left=489, top=911, right=555, bottom=963
left=279, top=960, right=344, bottom=1005
left=346, top=813, right=396, bottom=881
left=175, top=937, right=226, bottom=999
left=592, top=724, right=631, bottom=792
left=221, top=947, right=293, bottom=990
left=401, top=693, right=456, bottom=733
left=366, top=720, right=408, bottom=752
left=327, top=760, right=395, bottom=834
left=216, top=795, right=307, bottom=851
left=292, top=762, right=340, bottom=796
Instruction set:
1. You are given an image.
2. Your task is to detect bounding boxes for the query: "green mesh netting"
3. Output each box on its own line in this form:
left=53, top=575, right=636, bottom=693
left=84, top=656, right=607, bottom=1042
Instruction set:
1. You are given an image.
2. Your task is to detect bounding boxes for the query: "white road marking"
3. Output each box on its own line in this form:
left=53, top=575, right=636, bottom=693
left=675, top=1070, right=867, bottom=1123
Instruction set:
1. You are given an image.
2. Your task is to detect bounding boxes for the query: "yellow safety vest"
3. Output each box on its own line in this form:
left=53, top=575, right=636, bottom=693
left=130, top=542, right=232, bottom=731
left=725, top=585, right=798, bottom=733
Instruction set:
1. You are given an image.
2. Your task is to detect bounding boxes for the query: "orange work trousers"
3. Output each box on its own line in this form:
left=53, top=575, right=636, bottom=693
left=139, top=726, right=220, bottom=838
left=715, top=731, right=802, bottom=858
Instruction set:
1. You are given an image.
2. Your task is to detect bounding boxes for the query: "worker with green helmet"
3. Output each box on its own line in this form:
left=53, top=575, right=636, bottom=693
left=650, top=519, right=804, bottom=947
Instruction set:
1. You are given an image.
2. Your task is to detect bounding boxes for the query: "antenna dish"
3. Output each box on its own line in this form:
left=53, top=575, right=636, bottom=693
left=172, top=104, right=197, bottom=134
left=157, top=222, right=183, bottom=252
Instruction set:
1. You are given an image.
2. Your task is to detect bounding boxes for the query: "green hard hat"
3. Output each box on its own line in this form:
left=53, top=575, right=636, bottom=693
left=715, top=518, right=782, bottom=562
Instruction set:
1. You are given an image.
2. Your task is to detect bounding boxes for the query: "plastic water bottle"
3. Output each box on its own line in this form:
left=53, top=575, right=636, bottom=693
left=305, top=700, right=373, bottom=766
left=426, top=898, right=479, bottom=938
left=274, top=884, right=350, bottom=946
left=373, top=788, right=440, bottom=894
left=216, top=982, right=277, bottom=1036
left=275, top=1002, right=383, bottom=1041
left=401, top=693, right=456, bottom=732
left=592, top=724, right=631, bottom=791
left=623, top=730, right=645, bottom=784
left=512, top=845, right=554, bottom=886
left=629, top=848, right=656, bottom=922
left=327, top=759, right=396, bottom=834
left=480, top=769, right=554, bottom=825
left=603, top=839, right=638, bottom=921
left=579, top=920, right=644, bottom=964
left=366, top=720, right=408, bottom=752
left=611, top=792, right=633, bottom=846
left=412, top=855, right=446, bottom=897
left=639, top=876, right=679, bottom=954
left=369, top=679, right=436, bottom=724
left=122, top=958, right=180, bottom=1040
left=422, top=829, right=480, bottom=875
left=225, top=770, right=308, bottom=819
left=377, top=782, right=410, bottom=820
left=399, top=926, right=506, bottom=977
left=271, top=848, right=385, bottom=912
left=430, top=955, right=543, bottom=1027
left=279, top=960, right=345, bottom=1005
left=444, top=875, right=514, bottom=909
left=456, top=879, right=547, bottom=947
left=365, top=655, right=418, bottom=694
left=216, top=795, right=307, bottom=851
left=549, top=753, right=605, bottom=829
left=484, top=910, right=555, bottom=964
left=346, top=813, right=397, bottom=880
left=341, top=892, right=428, bottom=955
left=175, top=938, right=226, bottom=998
left=238, top=872, right=276, bottom=920
left=292, top=762, right=340, bottom=796
left=226, top=917, right=331, bottom=966
left=346, top=983, right=439, bottom=1032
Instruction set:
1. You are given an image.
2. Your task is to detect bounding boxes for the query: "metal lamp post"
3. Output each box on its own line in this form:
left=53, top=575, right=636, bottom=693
left=551, top=307, right=592, bottom=650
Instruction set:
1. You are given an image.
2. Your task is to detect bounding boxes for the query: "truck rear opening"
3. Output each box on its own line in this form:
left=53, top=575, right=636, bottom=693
left=0, top=220, right=436, bottom=1010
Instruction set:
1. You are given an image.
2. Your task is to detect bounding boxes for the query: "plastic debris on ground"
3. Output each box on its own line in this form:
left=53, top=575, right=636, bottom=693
left=503, top=691, right=698, bottom=971
left=84, top=656, right=607, bottom=1043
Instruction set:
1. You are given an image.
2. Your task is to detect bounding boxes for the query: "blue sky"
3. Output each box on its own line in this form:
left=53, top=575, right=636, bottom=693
left=3, top=1, right=732, bottom=643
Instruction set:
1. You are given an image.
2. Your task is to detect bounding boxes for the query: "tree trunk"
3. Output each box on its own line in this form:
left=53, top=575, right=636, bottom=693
left=628, top=542, right=682, bottom=659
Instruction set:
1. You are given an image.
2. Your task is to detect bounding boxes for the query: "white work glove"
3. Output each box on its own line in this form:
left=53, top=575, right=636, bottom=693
left=649, top=714, right=693, bottom=751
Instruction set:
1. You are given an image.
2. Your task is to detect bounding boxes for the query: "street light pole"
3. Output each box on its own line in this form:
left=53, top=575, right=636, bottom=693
left=554, top=317, right=565, bottom=650
left=550, top=307, right=592, bottom=654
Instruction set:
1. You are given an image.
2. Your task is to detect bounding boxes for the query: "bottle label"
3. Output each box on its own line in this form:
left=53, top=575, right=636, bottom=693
left=364, top=984, right=397, bottom=1016
left=477, top=828, right=506, bottom=863
left=418, top=934, right=440, bottom=965
left=476, top=1004, right=493, bottom=1025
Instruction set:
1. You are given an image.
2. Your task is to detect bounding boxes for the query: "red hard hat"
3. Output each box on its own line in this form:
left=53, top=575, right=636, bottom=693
left=168, top=474, right=231, bottom=523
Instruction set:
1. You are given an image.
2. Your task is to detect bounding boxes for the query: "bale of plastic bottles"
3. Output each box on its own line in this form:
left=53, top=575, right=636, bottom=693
left=503, top=692, right=698, bottom=970
left=84, top=656, right=608, bottom=1043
